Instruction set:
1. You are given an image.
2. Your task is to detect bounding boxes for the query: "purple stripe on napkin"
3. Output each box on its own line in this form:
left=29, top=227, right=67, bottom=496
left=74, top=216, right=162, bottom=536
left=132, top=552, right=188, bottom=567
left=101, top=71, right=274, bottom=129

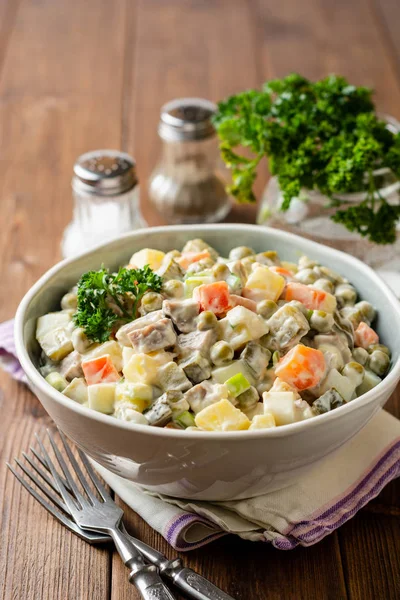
left=274, top=439, right=400, bottom=549
left=0, top=319, right=27, bottom=383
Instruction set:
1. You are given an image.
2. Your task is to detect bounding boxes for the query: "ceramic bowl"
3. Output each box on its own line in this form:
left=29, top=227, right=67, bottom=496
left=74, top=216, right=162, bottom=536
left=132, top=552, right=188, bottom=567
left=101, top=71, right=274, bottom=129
left=15, top=225, right=400, bottom=501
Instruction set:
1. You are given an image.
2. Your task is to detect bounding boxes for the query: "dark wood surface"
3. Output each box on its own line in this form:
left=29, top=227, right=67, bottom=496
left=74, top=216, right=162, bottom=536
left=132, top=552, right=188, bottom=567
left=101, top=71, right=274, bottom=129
left=0, top=1, right=399, bottom=599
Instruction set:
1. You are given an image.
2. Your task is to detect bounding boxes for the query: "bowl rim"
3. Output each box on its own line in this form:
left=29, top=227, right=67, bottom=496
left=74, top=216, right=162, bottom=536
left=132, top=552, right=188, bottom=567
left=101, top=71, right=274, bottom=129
left=14, top=223, right=400, bottom=440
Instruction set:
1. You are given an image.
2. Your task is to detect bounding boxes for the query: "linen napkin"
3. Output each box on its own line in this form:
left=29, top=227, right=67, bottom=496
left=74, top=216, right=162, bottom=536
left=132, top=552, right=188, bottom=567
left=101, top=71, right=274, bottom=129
left=1, top=318, right=399, bottom=551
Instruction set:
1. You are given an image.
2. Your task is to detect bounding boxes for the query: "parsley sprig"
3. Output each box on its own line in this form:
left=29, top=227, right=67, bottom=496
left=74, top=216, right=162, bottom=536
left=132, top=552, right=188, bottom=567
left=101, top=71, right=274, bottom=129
left=73, top=265, right=163, bottom=343
left=213, top=74, right=400, bottom=244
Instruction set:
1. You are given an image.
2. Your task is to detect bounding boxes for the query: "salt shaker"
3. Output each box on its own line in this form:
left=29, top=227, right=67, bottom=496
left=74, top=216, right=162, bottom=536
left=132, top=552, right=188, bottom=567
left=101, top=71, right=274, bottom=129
left=61, top=150, right=144, bottom=258
left=148, top=98, right=231, bottom=224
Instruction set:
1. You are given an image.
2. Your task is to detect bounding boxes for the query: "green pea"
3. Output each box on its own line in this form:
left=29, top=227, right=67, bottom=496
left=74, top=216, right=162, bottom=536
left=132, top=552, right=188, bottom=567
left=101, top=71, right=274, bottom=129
left=210, top=341, right=234, bottom=365
left=368, top=344, right=391, bottom=357
left=140, top=292, right=163, bottom=313
left=212, top=263, right=230, bottom=281
left=368, top=350, right=390, bottom=377
left=228, top=246, right=255, bottom=260
left=294, top=268, right=318, bottom=285
left=162, top=279, right=184, bottom=299
left=342, top=361, right=365, bottom=387
left=257, top=299, right=278, bottom=319
left=352, top=347, right=369, bottom=366
left=310, top=310, right=334, bottom=333
left=355, top=301, right=376, bottom=324
left=312, top=278, right=334, bottom=294
left=335, top=283, right=357, bottom=306
left=197, top=311, right=218, bottom=331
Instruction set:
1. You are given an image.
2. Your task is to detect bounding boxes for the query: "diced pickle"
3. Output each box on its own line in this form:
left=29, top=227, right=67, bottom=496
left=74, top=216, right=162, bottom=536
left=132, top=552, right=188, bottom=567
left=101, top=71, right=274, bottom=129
left=240, top=342, right=271, bottom=380
left=179, top=352, right=212, bottom=383
left=312, top=389, right=345, bottom=414
left=157, top=362, right=192, bottom=392
left=45, top=371, right=68, bottom=392
left=266, top=304, right=310, bottom=351
left=236, top=386, right=259, bottom=410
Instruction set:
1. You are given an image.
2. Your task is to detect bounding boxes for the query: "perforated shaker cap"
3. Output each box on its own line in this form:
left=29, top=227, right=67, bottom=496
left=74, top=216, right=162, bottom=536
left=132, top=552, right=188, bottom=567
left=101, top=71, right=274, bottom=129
left=72, top=150, right=138, bottom=196
left=158, top=98, right=217, bottom=142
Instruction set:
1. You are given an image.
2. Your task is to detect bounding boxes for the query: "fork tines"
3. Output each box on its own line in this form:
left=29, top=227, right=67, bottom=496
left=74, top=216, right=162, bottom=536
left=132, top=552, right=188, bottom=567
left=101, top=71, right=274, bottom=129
left=6, top=428, right=110, bottom=544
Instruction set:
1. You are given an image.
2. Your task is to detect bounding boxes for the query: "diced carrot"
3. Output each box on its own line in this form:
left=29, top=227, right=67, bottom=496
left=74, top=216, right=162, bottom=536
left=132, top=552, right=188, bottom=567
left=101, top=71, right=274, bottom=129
left=193, top=281, right=230, bottom=315
left=229, top=294, right=257, bottom=312
left=176, top=250, right=211, bottom=270
left=275, top=344, right=326, bottom=390
left=269, top=266, right=295, bottom=281
left=285, top=282, right=337, bottom=312
left=354, top=322, right=379, bottom=349
left=82, top=354, right=120, bottom=386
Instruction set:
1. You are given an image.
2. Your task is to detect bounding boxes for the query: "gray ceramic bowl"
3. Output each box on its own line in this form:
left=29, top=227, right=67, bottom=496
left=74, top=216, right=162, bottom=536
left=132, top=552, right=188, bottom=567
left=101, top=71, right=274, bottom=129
left=15, top=225, right=400, bottom=500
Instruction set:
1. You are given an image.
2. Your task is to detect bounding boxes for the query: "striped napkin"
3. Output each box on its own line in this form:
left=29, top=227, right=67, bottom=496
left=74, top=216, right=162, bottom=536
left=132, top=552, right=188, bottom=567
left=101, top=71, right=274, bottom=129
left=1, top=318, right=399, bottom=551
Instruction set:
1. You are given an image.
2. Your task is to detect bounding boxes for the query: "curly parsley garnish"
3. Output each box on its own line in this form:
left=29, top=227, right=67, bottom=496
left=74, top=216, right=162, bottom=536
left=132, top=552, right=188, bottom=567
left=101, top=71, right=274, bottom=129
left=73, top=265, right=163, bottom=343
left=213, top=73, right=400, bottom=244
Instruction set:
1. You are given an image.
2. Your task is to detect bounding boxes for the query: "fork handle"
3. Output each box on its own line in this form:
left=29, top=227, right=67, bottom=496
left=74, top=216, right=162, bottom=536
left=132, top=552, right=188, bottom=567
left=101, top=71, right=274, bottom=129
left=129, top=564, right=176, bottom=600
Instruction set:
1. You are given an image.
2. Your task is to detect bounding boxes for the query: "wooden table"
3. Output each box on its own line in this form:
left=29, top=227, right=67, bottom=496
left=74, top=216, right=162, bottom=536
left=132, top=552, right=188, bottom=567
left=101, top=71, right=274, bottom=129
left=0, top=1, right=399, bottom=598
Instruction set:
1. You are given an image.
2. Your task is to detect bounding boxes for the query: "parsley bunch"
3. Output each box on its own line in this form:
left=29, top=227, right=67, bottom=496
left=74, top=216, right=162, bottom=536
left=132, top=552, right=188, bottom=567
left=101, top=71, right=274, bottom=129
left=73, top=265, right=163, bottom=343
left=213, top=74, right=400, bottom=244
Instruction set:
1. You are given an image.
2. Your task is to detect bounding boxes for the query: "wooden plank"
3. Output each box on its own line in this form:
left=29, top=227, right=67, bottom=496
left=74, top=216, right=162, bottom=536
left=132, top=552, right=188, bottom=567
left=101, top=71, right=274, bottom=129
left=338, top=512, right=400, bottom=600
left=111, top=499, right=348, bottom=600
left=0, top=0, right=128, bottom=598
left=121, top=0, right=262, bottom=227
left=372, top=0, right=400, bottom=78
left=252, top=0, right=400, bottom=115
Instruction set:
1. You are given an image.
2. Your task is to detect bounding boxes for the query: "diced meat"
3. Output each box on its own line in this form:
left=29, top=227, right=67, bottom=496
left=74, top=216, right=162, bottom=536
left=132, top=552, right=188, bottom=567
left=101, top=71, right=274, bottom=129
left=175, top=329, right=218, bottom=359
left=128, top=318, right=177, bottom=353
left=59, top=350, right=83, bottom=382
left=184, top=380, right=229, bottom=414
left=229, top=295, right=257, bottom=312
left=116, top=311, right=163, bottom=346
left=162, top=299, right=200, bottom=333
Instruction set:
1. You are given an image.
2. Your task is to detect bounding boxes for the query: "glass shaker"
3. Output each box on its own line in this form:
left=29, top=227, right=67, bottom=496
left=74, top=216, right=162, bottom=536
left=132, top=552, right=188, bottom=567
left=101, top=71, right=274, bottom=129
left=148, top=98, right=231, bottom=223
left=61, top=150, right=145, bottom=258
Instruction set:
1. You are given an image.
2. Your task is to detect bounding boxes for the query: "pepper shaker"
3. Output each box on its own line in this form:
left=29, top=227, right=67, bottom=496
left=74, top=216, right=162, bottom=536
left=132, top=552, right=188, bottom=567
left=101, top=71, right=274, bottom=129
left=62, top=150, right=145, bottom=258
left=148, top=98, right=231, bottom=224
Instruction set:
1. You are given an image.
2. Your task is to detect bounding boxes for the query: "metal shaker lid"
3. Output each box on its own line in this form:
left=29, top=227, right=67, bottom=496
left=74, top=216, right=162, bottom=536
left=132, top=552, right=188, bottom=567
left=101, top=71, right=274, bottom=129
left=72, top=150, right=138, bottom=196
left=158, top=98, right=217, bottom=142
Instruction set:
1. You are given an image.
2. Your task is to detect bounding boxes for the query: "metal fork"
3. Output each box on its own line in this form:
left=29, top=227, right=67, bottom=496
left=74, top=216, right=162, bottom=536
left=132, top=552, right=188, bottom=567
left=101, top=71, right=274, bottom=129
left=7, top=429, right=235, bottom=600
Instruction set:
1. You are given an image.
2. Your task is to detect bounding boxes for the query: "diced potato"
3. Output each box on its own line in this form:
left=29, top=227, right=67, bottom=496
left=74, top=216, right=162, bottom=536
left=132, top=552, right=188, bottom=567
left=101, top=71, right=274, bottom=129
left=249, top=413, right=276, bottom=430
left=123, top=353, right=159, bottom=385
left=36, top=311, right=73, bottom=340
left=317, top=368, right=355, bottom=402
left=129, top=248, right=165, bottom=271
left=88, top=383, right=116, bottom=413
left=62, top=377, right=88, bottom=404
left=115, top=381, right=153, bottom=412
left=262, top=391, right=297, bottom=425
left=225, top=306, right=269, bottom=339
left=356, top=369, right=381, bottom=395
left=82, top=340, right=123, bottom=372
left=38, top=329, right=74, bottom=361
left=243, top=266, right=285, bottom=302
left=122, top=347, right=135, bottom=368
left=114, top=402, right=149, bottom=424
left=217, top=319, right=253, bottom=351
left=212, top=360, right=254, bottom=385
left=243, top=402, right=264, bottom=420
left=195, top=399, right=250, bottom=431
